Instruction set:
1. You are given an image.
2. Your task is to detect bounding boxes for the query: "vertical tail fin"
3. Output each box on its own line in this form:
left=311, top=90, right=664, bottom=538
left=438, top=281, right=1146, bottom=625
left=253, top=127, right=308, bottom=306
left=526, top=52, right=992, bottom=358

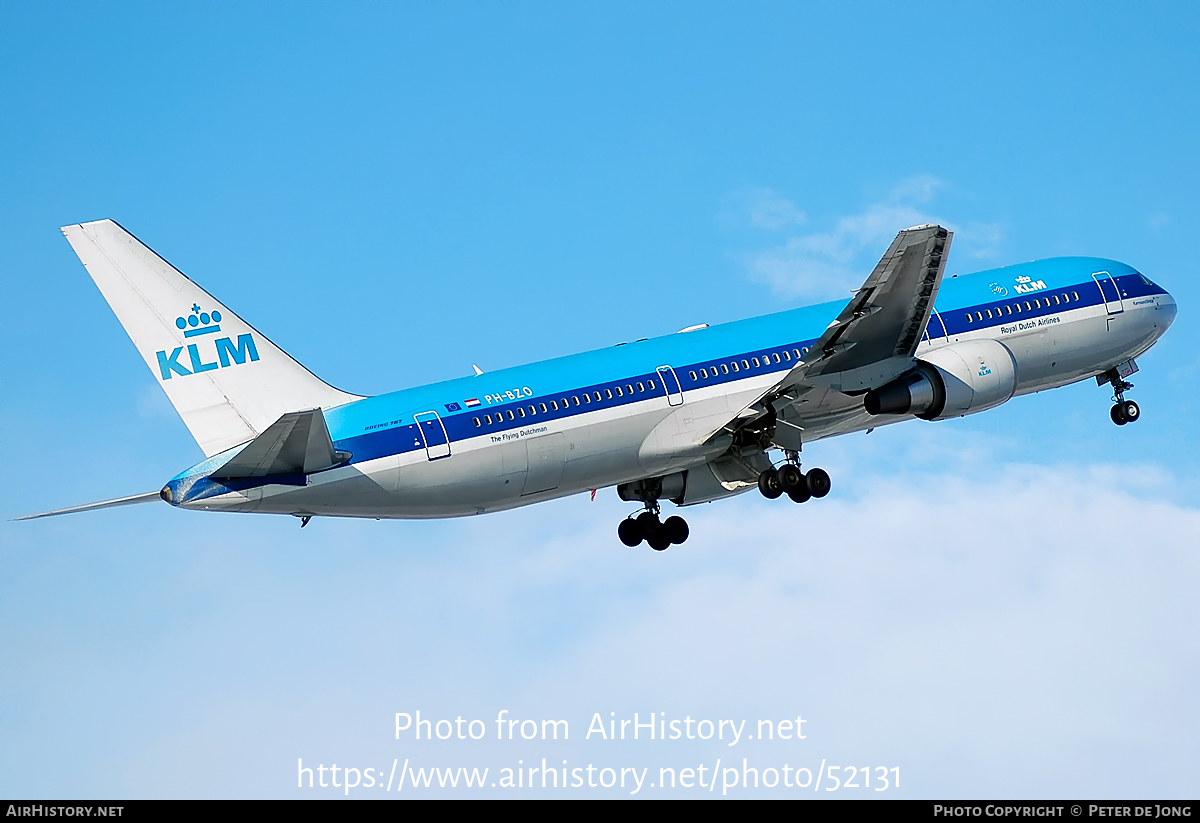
left=62, top=219, right=363, bottom=457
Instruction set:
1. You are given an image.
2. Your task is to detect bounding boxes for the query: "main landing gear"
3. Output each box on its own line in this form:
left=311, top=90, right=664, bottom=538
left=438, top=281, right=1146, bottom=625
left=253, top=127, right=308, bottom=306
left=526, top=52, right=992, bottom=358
left=618, top=504, right=689, bottom=551
left=1101, top=365, right=1141, bottom=426
left=758, top=453, right=831, bottom=504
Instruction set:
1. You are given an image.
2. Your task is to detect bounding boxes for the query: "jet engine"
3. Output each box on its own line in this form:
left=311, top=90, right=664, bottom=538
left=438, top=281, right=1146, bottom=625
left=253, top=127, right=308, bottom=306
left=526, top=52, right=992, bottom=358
left=864, top=339, right=1018, bottom=421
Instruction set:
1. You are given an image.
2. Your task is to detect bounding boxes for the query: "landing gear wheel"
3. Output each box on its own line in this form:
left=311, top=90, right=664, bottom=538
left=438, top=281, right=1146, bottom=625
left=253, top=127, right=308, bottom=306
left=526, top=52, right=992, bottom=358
left=787, top=485, right=811, bottom=504
left=646, top=527, right=671, bottom=551
left=1121, top=400, right=1140, bottom=424
left=636, top=511, right=659, bottom=531
left=1110, top=404, right=1128, bottom=426
left=663, top=515, right=689, bottom=545
left=805, top=468, right=832, bottom=498
left=778, top=464, right=804, bottom=492
left=618, top=518, right=643, bottom=547
left=758, top=468, right=783, bottom=499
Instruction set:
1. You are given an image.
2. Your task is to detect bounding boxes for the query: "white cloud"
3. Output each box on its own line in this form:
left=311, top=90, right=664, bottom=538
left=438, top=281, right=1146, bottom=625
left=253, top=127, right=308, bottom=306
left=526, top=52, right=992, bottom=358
left=737, top=177, right=1006, bottom=299
left=7, top=416, right=1196, bottom=797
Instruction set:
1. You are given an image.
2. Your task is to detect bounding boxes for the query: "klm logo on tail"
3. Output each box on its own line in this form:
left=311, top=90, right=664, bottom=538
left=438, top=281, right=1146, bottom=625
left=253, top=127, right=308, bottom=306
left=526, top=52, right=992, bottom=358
left=155, top=304, right=259, bottom=380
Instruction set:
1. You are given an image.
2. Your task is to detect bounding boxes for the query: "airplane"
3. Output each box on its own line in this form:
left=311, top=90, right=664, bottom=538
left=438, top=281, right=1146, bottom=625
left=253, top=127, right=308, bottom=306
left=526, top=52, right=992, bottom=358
left=19, top=220, right=1177, bottom=550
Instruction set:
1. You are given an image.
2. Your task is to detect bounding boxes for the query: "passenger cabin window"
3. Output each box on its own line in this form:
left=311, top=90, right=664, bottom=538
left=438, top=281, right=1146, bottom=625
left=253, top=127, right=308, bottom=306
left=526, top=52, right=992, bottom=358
left=742, top=359, right=750, bottom=369
left=731, top=361, right=739, bottom=372
left=637, top=382, right=645, bottom=392
left=540, top=403, right=548, bottom=413
left=752, top=357, right=761, bottom=367
left=605, top=389, right=613, bottom=400
left=484, top=414, right=492, bottom=425
left=689, top=370, right=698, bottom=381
left=517, top=407, right=525, bottom=418
left=473, top=417, right=481, bottom=427
left=1072, top=291, right=1079, bottom=301
left=614, top=386, right=623, bottom=397
left=721, top=363, right=730, bottom=374
left=594, top=391, right=602, bottom=402
left=773, top=352, right=781, bottom=364
left=1005, top=305, right=1012, bottom=315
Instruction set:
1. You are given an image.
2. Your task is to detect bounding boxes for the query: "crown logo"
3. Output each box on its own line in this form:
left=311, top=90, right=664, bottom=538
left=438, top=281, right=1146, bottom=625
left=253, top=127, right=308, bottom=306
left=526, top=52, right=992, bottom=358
left=175, top=303, right=223, bottom=338
left=1015, top=275, right=1032, bottom=284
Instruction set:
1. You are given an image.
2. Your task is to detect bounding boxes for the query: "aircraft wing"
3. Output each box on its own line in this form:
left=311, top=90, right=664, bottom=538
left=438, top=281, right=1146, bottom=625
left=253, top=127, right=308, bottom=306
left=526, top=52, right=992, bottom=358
left=708, top=224, right=952, bottom=446
left=792, top=223, right=951, bottom=392
left=210, top=408, right=348, bottom=479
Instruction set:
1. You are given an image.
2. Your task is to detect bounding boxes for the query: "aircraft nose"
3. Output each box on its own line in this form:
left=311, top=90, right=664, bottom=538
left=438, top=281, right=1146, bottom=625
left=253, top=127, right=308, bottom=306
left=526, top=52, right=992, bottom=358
left=1159, top=287, right=1178, bottom=330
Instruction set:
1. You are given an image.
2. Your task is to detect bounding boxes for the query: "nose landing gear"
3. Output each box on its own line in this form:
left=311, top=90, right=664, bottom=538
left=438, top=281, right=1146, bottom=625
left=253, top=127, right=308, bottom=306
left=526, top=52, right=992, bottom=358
left=1100, top=363, right=1141, bottom=426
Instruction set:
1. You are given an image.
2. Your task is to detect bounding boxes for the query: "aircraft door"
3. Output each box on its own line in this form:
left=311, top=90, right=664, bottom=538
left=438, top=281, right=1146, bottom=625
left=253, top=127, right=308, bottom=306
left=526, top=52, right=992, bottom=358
left=414, top=411, right=451, bottom=460
left=656, top=365, right=685, bottom=406
left=522, top=432, right=564, bottom=495
left=1092, top=271, right=1125, bottom=315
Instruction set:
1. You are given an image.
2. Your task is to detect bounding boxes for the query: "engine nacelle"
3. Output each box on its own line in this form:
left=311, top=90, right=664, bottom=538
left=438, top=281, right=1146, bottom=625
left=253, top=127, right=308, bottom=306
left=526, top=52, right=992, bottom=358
left=864, top=339, right=1017, bottom=421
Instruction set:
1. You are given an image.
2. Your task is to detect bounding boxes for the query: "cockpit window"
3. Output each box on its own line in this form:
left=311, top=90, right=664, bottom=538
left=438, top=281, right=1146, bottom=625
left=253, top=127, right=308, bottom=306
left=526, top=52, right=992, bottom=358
left=1139, top=274, right=1154, bottom=286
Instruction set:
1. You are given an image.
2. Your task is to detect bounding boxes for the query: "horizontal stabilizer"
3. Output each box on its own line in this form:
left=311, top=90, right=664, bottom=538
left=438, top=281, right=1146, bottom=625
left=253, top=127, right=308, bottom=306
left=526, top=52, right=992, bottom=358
left=211, top=408, right=348, bottom=479
left=15, top=491, right=163, bottom=521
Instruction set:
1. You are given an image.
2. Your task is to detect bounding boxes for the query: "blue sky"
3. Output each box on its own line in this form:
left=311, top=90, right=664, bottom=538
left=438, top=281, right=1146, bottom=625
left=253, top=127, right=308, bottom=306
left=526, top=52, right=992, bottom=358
left=2, top=2, right=1198, bottom=798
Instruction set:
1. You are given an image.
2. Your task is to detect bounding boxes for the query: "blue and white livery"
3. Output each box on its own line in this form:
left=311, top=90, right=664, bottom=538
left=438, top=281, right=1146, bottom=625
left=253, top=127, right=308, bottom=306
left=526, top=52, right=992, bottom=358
left=21, top=220, right=1177, bottom=550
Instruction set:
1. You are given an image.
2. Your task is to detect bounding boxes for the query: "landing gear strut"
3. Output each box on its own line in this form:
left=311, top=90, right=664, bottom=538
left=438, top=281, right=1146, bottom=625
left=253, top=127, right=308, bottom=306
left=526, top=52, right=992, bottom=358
left=616, top=477, right=689, bottom=550
left=759, top=452, right=831, bottom=504
left=1101, top=365, right=1141, bottom=426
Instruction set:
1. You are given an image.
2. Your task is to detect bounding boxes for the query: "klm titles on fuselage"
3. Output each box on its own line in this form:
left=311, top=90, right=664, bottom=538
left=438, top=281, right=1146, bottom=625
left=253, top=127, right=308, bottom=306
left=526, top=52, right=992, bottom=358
left=155, top=305, right=259, bottom=381
left=1013, top=275, right=1047, bottom=294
